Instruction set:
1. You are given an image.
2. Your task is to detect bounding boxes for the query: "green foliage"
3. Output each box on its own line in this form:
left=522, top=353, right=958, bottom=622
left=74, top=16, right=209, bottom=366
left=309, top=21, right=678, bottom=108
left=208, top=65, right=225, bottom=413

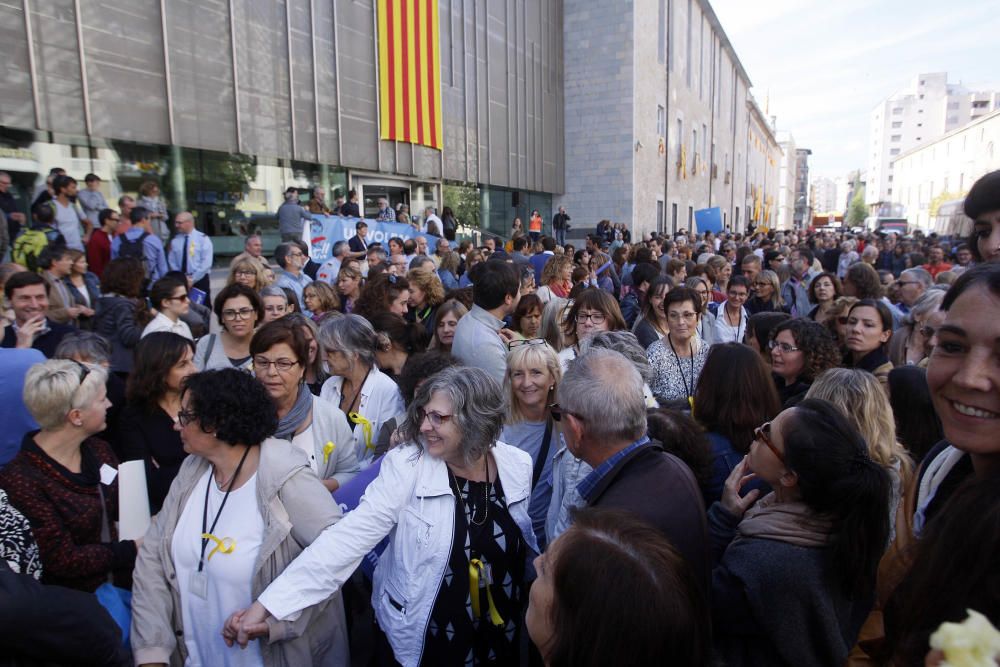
left=847, top=184, right=867, bottom=226
left=443, top=182, right=481, bottom=229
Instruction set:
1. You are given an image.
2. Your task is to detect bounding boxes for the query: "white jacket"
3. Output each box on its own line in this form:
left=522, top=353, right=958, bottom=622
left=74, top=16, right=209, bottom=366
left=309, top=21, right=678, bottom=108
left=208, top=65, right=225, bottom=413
left=320, top=369, right=405, bottom=466
left=257, top=442, right=538, bottom=667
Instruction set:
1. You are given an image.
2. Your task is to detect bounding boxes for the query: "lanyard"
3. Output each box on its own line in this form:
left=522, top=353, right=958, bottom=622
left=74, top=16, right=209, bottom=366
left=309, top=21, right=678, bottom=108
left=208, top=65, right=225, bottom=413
left=667, top=334, right=695, bottom=400
left=725, top=306, right=744, bottom=343
left=198, top=445, right=251, bottom=572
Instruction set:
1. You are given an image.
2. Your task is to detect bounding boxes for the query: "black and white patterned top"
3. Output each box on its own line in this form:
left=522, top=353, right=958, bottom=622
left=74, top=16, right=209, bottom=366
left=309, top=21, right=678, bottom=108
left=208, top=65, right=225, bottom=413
left=647, top=337, right=710, bottom=402
left=421, top=472, right=527, bottom=666
left=0, top=489, right=41, bottom=579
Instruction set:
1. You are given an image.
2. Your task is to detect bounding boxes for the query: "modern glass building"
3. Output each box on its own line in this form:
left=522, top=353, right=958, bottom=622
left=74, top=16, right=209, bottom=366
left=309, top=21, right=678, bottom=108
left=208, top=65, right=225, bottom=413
left=0, top=0, right=564, bottom=253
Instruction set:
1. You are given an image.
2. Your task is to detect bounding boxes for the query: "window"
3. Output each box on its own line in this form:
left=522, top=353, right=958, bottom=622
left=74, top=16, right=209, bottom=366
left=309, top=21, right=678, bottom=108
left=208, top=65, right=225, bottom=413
left=972, top=100, right=989, bottom=109
left=890, top=148, right=900, bottom=156
left=892, top=107, right=903, bottom=115
left=676, top=118, right=683, bottom=159
left=657, top=200, right=665, bottom=233
left=688, top=206, right=694, bottom=228
left=657, top=105, right=666, bottom=136
left=947, top=116, right=958, bottom=124
left=692, top=128, right=698, bottom=162
left=891, top=135, right=901, bottom=142
left=702, top=123, right=707, bottom=160
left=891, top=121, right=902, bottom=129
left=671, top=203, right=678, bottom=233
left=948, top=101, right=960, bottom=110
left=916, top=137, right=921, bottom=141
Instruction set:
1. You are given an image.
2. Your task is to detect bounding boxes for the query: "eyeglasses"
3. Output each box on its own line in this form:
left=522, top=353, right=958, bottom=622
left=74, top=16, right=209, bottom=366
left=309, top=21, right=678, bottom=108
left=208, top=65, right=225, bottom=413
left=177, top=408, right=197, bottom=428
left=253, top=357, right=299, bottom=373
left=235, top=270, right=256, bottom=277
left=754, top=422, right=784, bottom=462
left=549, top=403, right=584, bottom=422
left=667, top=311, right=698, bottom=322
left=768, top=340, right=800, bottom=353
left=416, top=408, right=454, bottom=428
left=165, top=293, right=189, bottom=303
left=222, top=307, right=255, bottom=321
left=752, top=281, right=770, bottom=288
left=508, top=338, right=547, bottom=350
left=575, top=311, right=606, bottom=324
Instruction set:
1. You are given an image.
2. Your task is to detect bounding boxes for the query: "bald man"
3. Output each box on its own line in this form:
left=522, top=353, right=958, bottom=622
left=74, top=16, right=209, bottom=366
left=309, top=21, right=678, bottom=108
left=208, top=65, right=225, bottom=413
left=168, top=211, right=215, bottom=298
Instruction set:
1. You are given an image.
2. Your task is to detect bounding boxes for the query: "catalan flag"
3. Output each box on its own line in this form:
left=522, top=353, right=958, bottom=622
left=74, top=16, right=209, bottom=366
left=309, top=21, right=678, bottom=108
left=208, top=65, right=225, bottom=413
left=377, top=0, right=443, bottom=150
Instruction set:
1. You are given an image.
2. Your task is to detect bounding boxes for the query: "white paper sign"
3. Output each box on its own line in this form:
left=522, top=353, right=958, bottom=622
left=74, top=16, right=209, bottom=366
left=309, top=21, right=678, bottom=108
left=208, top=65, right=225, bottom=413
left=117, top=460, right=151, bottom=540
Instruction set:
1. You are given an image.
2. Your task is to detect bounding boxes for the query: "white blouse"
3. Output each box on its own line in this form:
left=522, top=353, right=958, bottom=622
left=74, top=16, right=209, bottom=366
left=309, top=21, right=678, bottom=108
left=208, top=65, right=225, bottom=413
left=171, top=469, right=264, bottom=667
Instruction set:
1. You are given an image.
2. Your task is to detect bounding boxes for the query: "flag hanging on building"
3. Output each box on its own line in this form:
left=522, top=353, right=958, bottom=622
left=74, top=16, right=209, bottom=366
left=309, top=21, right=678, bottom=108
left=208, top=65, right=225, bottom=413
left=377, top=0, right=443, bottom=150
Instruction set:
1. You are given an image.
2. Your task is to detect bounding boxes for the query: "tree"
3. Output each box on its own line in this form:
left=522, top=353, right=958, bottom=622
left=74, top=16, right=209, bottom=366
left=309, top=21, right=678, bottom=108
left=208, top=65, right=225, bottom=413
left=847, top=183, right=867, bottom=226
left=443, top=182, right=481, bottom=229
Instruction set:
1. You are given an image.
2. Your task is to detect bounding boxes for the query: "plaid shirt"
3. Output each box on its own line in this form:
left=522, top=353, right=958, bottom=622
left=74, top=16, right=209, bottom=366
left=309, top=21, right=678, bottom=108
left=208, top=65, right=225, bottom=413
left=577, top=436, right=650, bottom=502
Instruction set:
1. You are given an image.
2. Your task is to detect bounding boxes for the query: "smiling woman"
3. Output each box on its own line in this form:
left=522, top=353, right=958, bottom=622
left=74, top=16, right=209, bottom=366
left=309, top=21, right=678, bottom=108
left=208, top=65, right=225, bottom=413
left=225, top=367, right=540, bottom=667
left=503, top=341, right=562, bottom=547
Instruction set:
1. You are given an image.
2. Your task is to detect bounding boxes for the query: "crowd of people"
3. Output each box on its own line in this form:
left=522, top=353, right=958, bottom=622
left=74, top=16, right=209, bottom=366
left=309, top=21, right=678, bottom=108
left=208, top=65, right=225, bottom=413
left=1, top=168, right=999, bottom=666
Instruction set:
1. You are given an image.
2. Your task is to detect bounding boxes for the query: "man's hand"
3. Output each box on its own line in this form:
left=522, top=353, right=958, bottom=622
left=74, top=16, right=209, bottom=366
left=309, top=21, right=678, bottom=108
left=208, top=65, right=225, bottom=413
left=15, top=315, right=45, bottom=349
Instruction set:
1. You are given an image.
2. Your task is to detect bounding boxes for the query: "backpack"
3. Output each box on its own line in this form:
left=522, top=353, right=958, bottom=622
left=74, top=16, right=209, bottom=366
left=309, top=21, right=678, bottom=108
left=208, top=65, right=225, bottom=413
left=118, top=231, right=150, bottom=274
left=13, top=226, right=64, bottom=273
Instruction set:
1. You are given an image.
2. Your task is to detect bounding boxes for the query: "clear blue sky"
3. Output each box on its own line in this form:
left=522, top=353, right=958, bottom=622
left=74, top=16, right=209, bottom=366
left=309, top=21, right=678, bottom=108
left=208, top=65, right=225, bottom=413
left=711, top=0, right=1000, bottom=179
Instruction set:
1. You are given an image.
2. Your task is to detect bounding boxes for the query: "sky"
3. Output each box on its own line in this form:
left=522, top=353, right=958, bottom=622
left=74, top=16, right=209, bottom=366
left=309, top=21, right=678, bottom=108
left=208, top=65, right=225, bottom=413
left=710, top=0, right=1000, bottom=180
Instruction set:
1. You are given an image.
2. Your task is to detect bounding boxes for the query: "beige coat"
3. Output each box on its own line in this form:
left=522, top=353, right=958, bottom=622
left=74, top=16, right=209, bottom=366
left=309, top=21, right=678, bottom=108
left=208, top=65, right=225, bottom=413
left=131, top=438, right=349, bottom=667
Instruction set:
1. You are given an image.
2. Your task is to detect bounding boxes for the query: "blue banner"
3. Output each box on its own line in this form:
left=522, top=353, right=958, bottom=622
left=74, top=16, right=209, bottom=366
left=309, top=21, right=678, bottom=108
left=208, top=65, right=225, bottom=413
left=306, top=215, right=440, bottom=263
left=694, top=207, right=723, bottom=233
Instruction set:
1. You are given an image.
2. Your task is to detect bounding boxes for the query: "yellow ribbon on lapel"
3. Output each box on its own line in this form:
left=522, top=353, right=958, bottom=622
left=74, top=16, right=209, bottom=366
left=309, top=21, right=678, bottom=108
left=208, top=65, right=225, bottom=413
left=201, top=533, right=235, bottom=560
left=323, top=441, right=336, bottom=464
left=468, top=559, right=504, bottom=627
left=348, top=412, right=374, bottom=455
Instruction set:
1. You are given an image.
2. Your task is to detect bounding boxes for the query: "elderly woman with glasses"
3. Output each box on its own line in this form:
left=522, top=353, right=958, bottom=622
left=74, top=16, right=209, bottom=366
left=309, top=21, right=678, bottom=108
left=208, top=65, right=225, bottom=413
left=887, top=288, right=946, bottom=368
left=131, top=368, right=349, bottom=666
left=503, top=339, right=562, bottom=548
left=227, top=366, right=539, bottom=666
left=251, top=319, right=359, bottom=492
left=710, top=399, right=890, bottom=665
left=648, top=287, right=709, bottom=407
left=259, top=285, right=289, bottom=324
left=195, top=284, right=262, bottom=372
left=318, top=314, right=405, bottom=468
left=0, top=359, right=136, bottom=593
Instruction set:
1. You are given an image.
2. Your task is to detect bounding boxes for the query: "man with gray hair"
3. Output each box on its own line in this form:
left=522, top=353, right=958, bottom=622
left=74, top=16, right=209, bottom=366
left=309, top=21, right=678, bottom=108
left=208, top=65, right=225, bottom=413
left=316, top=240, right=349, bottom=283
left=551, top=348, right=708, bottom=584
left=896, top=267, right=932, bottom=315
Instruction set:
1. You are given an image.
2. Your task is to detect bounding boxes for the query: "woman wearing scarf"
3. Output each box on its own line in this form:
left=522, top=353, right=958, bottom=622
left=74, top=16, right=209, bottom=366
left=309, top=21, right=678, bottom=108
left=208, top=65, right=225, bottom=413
left=709, top=399, right=890, bottom=666
left=251, top=319, right=359, bottom=492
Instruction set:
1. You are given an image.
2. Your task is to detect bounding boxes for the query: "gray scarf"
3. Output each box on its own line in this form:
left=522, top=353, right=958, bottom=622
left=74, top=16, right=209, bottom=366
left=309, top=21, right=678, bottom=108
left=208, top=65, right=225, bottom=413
left=273, top=385, right=313, bottom=440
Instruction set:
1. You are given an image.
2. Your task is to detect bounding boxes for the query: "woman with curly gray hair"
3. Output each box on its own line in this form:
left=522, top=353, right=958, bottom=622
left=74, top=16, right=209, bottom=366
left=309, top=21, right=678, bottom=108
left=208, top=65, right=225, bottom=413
left=227, top=366, right=539, bottom=666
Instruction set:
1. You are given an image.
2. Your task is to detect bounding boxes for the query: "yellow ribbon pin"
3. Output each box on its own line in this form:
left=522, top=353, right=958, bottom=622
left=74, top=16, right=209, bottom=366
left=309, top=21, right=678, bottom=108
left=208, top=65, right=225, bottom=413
left=323, top=441, right=336, bottom=464
left=201, top=533, right=235, bottom=560
left=468, top=559, right=504, bottom=627
left=348, top=412, right=374, bottom=454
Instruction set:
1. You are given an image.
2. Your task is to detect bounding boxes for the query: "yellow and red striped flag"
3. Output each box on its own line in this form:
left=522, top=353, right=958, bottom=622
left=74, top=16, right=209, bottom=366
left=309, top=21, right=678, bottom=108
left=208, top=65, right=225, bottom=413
left=377, top=0, right=443, bottom=150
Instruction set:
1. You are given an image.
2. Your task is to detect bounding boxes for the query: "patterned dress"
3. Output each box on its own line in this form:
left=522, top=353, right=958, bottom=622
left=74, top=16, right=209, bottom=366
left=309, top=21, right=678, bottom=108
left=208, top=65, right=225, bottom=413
left=421, top=471, right=527, bottom=666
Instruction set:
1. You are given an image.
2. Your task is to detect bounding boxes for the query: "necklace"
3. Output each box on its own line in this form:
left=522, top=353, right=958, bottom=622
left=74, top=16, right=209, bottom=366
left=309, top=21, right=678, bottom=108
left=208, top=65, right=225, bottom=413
left=725, top=305, right=744, bottom=342
left=451, top=455, right=490, bottom=526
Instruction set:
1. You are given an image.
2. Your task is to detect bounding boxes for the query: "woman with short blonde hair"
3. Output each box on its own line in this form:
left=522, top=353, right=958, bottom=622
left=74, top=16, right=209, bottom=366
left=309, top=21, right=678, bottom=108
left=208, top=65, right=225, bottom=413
left=227, top=258, right=269, bottom=291
left=0, top=359, right=136, bottom=593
